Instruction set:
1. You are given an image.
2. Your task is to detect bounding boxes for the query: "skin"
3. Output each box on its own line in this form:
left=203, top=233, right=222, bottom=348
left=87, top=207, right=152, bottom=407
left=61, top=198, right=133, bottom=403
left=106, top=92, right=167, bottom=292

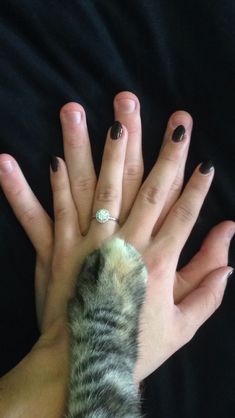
left=0, top=91, right=234, bottom=418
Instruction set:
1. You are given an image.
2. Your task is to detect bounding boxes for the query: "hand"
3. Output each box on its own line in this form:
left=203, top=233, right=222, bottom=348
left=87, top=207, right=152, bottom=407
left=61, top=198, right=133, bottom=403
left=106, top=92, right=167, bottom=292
left=0, top=92, right=234, bottom=417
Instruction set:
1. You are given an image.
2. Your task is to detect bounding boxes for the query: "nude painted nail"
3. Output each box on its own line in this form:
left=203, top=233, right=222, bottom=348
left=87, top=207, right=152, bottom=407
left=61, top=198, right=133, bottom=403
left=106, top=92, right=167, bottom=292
left=62, top=111, right=81, bottom=124
left=116, top=99, right=136, bottom=113
left=227, top=269, right=234, bottom=280
left=0, top=160, right=14, bottom=175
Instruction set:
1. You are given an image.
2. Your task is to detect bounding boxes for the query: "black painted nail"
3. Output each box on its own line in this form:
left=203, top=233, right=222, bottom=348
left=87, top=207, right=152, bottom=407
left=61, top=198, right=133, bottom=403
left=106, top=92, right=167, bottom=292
left=50, top=155, right=59, bottom=172
left=110, top=121, right=123, bottom=139
left=199, top=160, right=214, bottom=174
left=172, top=125, right=185, bottom=142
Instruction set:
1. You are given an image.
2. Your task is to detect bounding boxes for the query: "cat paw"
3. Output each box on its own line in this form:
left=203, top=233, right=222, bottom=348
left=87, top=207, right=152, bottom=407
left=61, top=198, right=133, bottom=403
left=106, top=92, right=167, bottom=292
left=100, top=237, right=148, bottom=286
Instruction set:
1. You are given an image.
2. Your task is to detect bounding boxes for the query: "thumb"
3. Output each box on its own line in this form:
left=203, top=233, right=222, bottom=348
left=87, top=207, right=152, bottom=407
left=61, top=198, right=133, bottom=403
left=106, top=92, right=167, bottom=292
left=177, top=266, right=234, bottom=336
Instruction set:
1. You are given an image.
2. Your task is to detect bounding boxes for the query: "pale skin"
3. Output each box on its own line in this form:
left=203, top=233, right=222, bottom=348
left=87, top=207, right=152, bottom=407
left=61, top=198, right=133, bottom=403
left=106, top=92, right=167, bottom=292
left=0, top=91, right=234, bottom=418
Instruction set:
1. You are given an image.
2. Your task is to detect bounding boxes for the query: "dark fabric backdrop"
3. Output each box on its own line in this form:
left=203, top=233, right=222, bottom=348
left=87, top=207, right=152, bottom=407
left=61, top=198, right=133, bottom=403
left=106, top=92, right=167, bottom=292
left=0, top=1, right=234, bottom=417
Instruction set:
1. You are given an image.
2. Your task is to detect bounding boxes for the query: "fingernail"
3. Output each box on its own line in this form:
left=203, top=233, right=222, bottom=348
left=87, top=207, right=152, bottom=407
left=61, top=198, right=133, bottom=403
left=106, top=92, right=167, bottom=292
left=0, top=160, right=14, bottom=175
left=50, top=155, right=59, bottom=172
left=226, top=269, right=234, bottom=281
left=110, top=121, right=123, bottom=140
left=172, top=125, right=185, bottom=142
left=62, top=111, right=81, bottom=124
left=199, top=160, right=214, bottom=174
left=228, top=229, right=235, bottom=241
left=220, top=268, right=234, bottom=284
left=115, top=99, right=136, bottom=113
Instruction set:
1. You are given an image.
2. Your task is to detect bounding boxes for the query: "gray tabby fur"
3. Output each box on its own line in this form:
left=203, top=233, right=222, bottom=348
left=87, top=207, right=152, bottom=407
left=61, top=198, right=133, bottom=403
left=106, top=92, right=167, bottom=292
left=65, top=237, right=148, bottom=418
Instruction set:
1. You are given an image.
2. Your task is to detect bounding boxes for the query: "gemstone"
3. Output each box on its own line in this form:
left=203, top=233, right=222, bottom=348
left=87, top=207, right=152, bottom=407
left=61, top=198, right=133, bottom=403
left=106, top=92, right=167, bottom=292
left=95, top=209, right=110, bottom=223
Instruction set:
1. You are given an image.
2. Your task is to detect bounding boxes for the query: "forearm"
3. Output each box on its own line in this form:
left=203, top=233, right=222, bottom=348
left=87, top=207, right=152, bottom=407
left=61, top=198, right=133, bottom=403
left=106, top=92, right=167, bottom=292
left=0, top=350, right=67, bottom=418
left=0, top=356, right=32, bottom=417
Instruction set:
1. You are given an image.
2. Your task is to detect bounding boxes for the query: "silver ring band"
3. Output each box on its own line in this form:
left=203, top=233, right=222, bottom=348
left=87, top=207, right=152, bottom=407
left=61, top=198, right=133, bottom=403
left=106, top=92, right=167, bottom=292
left=91, top=209, right=119, bottom=224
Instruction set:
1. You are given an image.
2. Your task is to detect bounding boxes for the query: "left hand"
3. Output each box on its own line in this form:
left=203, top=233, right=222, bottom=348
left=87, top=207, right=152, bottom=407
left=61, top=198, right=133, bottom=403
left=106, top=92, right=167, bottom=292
left=0, top=91, right=146, bottom=417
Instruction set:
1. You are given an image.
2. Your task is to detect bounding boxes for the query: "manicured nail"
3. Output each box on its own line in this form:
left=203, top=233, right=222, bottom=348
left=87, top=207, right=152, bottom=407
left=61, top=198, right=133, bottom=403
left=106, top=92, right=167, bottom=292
left=228, top=229, right=235, bottom=241
left=62, top=111, right=81, bottom=124
left=50, top=155, right=59, bottom=172
left=111, top=121, right=123, bottom=139
left=199, top=160, right=214, bottom=174
left=0, top=160, right=14, bottom=175
left=172, top=125, right=185, bottom=142
left=116, top=99, right=136, bottom=113
left=227, top=269, right=234, bottom=280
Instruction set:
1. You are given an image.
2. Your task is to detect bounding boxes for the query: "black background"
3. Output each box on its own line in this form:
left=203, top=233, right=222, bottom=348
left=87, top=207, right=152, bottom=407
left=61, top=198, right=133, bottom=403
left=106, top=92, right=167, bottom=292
left=0, top=1, right=234, bottom=417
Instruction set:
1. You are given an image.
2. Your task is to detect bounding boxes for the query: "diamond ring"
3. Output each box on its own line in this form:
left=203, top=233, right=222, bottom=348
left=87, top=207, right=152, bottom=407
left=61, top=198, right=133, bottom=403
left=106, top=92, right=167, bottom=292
left=91, top=209, right=119, bottom=224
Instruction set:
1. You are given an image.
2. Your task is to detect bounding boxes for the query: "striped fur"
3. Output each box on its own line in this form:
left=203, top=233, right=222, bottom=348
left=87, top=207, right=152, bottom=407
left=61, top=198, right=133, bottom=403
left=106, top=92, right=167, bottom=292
left=65, top=237, right=148, bottom=418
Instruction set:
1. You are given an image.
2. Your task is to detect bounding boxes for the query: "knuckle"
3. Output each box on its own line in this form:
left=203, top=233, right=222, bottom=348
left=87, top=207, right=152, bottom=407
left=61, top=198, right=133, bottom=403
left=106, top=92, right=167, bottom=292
left=178, top=308, right=200, bottom=339
left=140, top=183, right=164, bottom=205
left=104, top=137, right=126, bottom=161
left=11, top=186, right=25, bottom=199
left=190, top=178, right=206, bottom=195
left=41, top=242, right=53, bottom=259
left=54, top=206, right=70, bottom=222
left=124, top=120, right=140, bottom=135
left=202, top=284, right=222, bottom=312
left=51, top=253, right=67, bottom=275
left=172, top=203, right=194, bottom=222
left=20, top=205, right=38, bottom=224
left=170, top=174, right=183, bottom=192
left=160, top=153, right=178, bottom=164
left=123, top=163, right=144, bottom=181
left=65, top=136, right=82, bottom=149
left=211, top=290, right=221, bottom=312
left=53, top=180, right=68, bottom=193
left=52, top=243, right=78, bottom=275
left=104, top=148, right=122, bottom=162
left=36, top=247, right=53, bottom=269
left=72, top=176, right=96, bottom=193
left=96, top=184, right=119, bottom=202
left=160, top=142, right=183, bottom=164
left=145, top=247, right=169, bottom=276
left=179, top=283, right=224, bottom=343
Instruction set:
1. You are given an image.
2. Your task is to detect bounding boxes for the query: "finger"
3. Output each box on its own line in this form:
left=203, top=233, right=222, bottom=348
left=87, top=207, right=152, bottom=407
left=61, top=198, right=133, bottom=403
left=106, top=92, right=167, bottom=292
left=45, top=129, right=128, bottom=331
left=35, top=254, right=52, bottom=331
left=120, top=121, right=189, bottom=247
left=152, top=111, right=193, bottom=236
left=176, top=266, right=233, bottom=342
left=45, top=123, right=129, bottom=331
left=113, top=92, right=144, bottom=225
left=154, top=161, right=215, bottom=268
left=42, top=157, right=82, bottom=331
left=174, top=220, right=235, bottom=303
left=90, top=122, right=128, bottom=240
left=60, top=102, right=97, bottom=235
left=0, top=154, right=53, bottom=263
left=49, top=156, right=81, bottom=272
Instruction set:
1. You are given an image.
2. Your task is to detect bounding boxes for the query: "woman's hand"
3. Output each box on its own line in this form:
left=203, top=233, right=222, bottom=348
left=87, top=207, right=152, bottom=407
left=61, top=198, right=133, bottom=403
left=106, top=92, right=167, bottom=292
left=0, top=91, right=234, bottom=417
